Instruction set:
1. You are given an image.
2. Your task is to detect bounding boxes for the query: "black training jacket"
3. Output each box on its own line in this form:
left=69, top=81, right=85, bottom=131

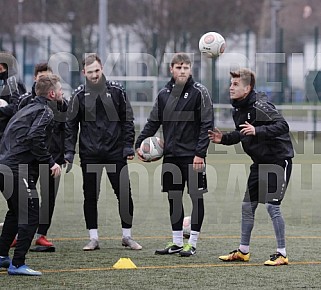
left=135, top=76, right=214, bottom=158
left=64, top=76, right=135, bottom=162
left=17, top=83, right=68, bottom=165
left=221, top=90, right=294, bottom=163
left=0, top=96, right=55, bottom=171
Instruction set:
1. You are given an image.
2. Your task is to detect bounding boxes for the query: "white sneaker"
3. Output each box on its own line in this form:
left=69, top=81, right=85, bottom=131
left=122, top=236, right=142, bottom=250
left=83, top=239, right=100, bottom=251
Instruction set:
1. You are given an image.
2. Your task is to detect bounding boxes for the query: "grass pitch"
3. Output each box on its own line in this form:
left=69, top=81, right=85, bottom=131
left=1, top=139, right=321, bottom=289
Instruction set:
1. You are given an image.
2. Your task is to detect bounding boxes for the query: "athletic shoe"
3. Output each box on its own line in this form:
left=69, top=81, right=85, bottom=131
left=35, top=235, right=54, bottom=247
left=0, top=256, right=11, bottom=268
left=121, top=237, right=142, bottom=250
left=179, top=243, right=196, bottom=257
left=10, top=238, right=17, bottom=248
left=83, top=239, right=100, bottom=251
left=8, top=263, right=42, bottom=276
left=219, top=249, right=250, bottom=262
left=264, top=252, right=288, bottom=266
left=155, top=242, right=183, bottom=255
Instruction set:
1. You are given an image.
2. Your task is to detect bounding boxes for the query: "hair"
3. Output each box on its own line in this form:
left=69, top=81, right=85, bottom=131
left=35, top=74, right=60, bottom=97
left=230, top=68, right=256, bottom=90
left=170, top=53, right=191, bottom=67
left=82, top=53, right=102, bottom=68
left=34, top=63, right=52, bottom=77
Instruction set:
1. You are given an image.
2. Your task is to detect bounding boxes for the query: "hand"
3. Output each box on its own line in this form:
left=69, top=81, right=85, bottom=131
left=50, top=163, right=61, bottom=178
left=239, top=121, right=256, bottom=135
left=63, top=160, right=73, bottom=173
left=127, top=155, right=134, bottom=160
left=136, top=148, right=150, bottom=162
left=208, top=127, right=223, bottom=143
left=193, top=156, right=205, bottom=171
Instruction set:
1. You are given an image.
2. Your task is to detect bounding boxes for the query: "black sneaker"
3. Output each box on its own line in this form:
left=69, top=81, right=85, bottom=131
left=155, top=242, right=183, bottom=255
left=179, top=243, right=196, bottom=257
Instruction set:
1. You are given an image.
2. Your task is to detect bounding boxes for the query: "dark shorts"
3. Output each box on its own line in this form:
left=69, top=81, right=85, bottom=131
left=161, top=156, right=207, bottom=195
left=244, top=159, right=292, bottom=205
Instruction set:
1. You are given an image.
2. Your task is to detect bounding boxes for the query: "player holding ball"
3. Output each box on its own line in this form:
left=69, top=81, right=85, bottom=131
left=136, top=53, right=214, bottom=257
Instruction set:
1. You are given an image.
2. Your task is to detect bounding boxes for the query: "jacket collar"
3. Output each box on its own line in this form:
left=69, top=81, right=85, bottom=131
left=33, top=95, right=49, bottom=105
left=231, top=90, right=256, bottom=108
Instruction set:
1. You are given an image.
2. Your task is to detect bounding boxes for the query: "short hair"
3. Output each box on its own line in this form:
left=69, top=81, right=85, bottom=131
left=230, top=68, right=256, bottom=90
left=34, top=63, right=52, bottom=77
left=170, top=53, right=191, bottom=67
left=35, top=74, right=60, bottom=97
left=82, top=53, right=102, bottom=68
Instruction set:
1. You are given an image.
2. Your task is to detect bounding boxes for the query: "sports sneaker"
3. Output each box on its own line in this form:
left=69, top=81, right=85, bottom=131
left=0, top=256, right=11, bottom=268
left=264, top=252, right=288, bottom=266
left=155, top=242, right=183, bottom=255
left=83, top=239, right=100, bottom=251
left=122, top=236, right=142, bottom=250
left=219, top=249, right=250, bottom=262
left=179, top=243, right=196, bottom=257
left=8, top=263, right=42, bottom=276
left=10, top=238, right=17, bottom=248
left=35, top=235, right=54, bottom=247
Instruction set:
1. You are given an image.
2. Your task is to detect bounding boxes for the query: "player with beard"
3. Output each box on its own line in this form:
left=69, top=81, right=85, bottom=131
left=136, top=53, right=214, bottom=257
left=65, top=54, right=142, bottom=251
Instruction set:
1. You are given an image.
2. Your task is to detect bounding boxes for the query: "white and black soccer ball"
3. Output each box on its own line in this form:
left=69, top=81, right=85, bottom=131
left=0, top=99, right=8, bottom=107
left=199, top=31, right=226, bottom=58
left=183, top=216, right=191, bottom=239
left=140, top=136, right=164, bottom=162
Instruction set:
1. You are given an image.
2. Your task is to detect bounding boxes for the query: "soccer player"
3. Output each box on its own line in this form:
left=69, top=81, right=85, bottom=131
left=11, top=63, right=68, bottom=251
left=208, top=68, right=294, bottom=266
left=135, top=53, right=214, bottom=257
left=64, top=53, right=142, bottom=251
left=0, top=75, right=63, bottom=276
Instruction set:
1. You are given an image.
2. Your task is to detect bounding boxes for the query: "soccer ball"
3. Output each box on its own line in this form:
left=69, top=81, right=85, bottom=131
left=199, top=31, right=226, bottom=58
left=0, top=99, right=8, bottom=107
left=183, top=216, right=191, bottom=239
left=140, top=136, right=164, bottom=162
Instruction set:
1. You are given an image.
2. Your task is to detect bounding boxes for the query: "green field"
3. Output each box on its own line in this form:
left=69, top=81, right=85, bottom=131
left=1, top=139, right=321, bottom=289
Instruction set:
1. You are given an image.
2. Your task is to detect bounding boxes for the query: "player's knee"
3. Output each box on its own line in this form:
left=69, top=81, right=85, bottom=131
left=265, top=203, right=282, bottom=219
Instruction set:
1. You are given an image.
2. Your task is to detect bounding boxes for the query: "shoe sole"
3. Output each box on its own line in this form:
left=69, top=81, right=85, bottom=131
left=8, top=271, right=42, bottom=276
left=83, top=247, right=100, bottom=251
left=122, top=243, right=142, bottom=250
left=30, top=246, right=55, bottom=252
left=179, top=252, right=195, bottom=257
left=155, top=251, right=179, bottom=255
left=264, top=262, right=288, bottom=266
left=219, top=258, right=250, bottom=263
